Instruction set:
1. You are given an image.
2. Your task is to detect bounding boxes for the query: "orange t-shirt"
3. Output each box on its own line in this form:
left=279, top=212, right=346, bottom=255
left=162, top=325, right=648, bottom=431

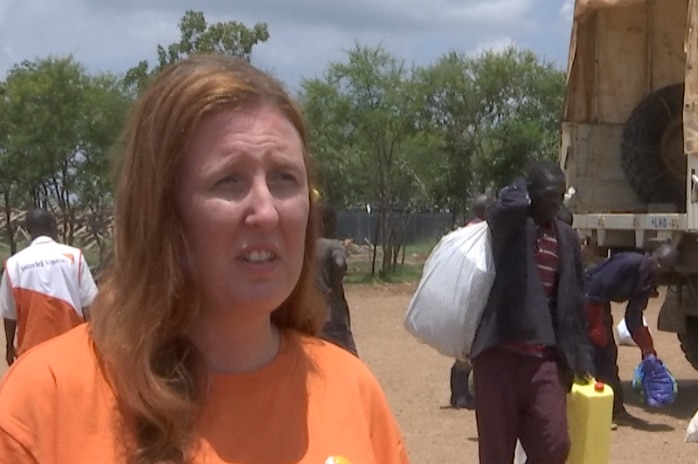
left=0, top=325, right=409, bottom=464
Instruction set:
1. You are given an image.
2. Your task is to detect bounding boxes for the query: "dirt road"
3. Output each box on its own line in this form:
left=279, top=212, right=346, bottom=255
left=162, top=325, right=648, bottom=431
left=1, top=284, right=697, bottom=463
left=349, top=283, right=698, bottom=464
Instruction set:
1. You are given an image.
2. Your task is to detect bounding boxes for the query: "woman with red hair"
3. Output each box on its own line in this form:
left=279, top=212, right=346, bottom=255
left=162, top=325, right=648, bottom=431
left=0, top=55, right=408, bottom=464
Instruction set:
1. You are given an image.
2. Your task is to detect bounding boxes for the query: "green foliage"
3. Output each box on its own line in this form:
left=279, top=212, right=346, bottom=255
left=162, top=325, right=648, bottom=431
left=0, top=11, right=272, bottom=264
left=302, top=45, right=418, bottom=207
left=301, top=78, right=358, bottom=206
left=3, top=58, right=87, bottom=205
left=413, top=47, right=566, bottom=218
left=344, top=261, right=424, bottom=284
left=404, top=239, right=439, bottom=259
left=124, top=10, right=270, bottom=94
left=300, top=44, right=428, bottom=276
left=412, top=52, right=479, bottom=215
left=301, top=44, right=565, bottom=276
left=0, top=13, right=565, bottom=275
left=157, top=11, right=269, bottom=67
left=466, top=47, right=565, bottom=189
left=77, top=73, right=130, bottom=260
left=0, top=57, right=130, bottom=251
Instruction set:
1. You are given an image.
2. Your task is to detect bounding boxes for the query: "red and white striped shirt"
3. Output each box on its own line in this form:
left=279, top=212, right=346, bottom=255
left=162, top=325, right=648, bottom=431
left=535, top=224, right=559, bottom=299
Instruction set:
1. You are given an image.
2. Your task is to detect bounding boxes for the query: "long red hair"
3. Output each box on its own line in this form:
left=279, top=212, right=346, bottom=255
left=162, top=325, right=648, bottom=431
left=89, top=55, right=325, bottom=463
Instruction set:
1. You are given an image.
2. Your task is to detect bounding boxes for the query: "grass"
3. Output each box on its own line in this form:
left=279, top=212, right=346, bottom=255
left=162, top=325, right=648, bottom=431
left=343, top=239, right=438, bottom=285
left=403, top=239, right=439, bottom=258
left=0, top=242, right=10, bottom=261
left=345, top=258, right=426, bottom=285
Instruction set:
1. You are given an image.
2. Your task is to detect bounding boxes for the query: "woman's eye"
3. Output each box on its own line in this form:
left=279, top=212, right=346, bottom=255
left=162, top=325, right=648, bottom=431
left=271, top=171, right=299, bottom=184
left=215, top=175, right=241, bottom=187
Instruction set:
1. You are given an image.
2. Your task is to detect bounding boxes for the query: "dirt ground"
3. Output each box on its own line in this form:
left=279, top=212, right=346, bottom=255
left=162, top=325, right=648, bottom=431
left=347, top=283, right=698, bottom=464
left=2, top=285, right=698, bottom=463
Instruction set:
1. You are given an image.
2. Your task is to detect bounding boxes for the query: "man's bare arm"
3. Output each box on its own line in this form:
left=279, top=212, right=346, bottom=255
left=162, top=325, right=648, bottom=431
left=4, top=318, right=16, bottom=366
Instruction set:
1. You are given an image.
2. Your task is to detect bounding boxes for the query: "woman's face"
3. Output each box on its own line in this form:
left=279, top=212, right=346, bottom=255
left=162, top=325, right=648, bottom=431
left=176, top=105, right=309, bottom=322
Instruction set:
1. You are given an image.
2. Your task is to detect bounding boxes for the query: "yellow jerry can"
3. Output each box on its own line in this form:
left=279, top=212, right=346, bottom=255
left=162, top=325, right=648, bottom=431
left=566, top=380, right=614, bottom=464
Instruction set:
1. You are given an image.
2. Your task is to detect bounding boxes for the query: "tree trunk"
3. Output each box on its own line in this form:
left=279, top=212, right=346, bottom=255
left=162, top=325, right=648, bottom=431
left=370, top=213, right=380, bottom=276
left=450, top=203, right=459, bottom=229
left=3, top=191, right=16, bottom=255
left=380, top=209, right=392, bottom=278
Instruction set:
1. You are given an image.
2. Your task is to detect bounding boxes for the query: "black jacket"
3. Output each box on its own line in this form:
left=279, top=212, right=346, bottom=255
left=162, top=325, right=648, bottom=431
left=470, top=178, right=594, bottom=380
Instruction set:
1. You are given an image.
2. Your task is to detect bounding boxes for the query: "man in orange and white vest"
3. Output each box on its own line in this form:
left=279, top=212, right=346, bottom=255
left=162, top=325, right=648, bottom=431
left=1, top=208, right=98, bottom=366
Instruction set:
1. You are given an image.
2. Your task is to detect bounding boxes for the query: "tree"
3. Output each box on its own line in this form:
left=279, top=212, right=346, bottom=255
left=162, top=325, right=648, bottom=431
left=1, top=57, right=129, bottom=253
left=0, top=81, right=19, bottom=254
left=0, top=12, right=271, bottom=265
left=412, top=52, right=480, bottom=223
left=2, top=57, right=90, bottom=243
left=414, top=47, right=566, bottom=221
left=300, top=44, right=422, bottom=276
left=465, top=47, right=565, bottom=189
left=76, top=73, right=131, bottom=262
left=300, top=79, right=362, bottom=207
left=124, top=10, right=270, bottom=94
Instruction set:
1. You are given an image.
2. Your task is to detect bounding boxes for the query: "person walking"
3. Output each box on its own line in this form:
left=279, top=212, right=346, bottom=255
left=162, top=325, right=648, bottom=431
left=0, top=55, right=408, bottom=464
left=470, top=160, right=593, bottom=464
left=317, top=204, right=358, bottom=355
left=1, top=208, right=97, bottom=365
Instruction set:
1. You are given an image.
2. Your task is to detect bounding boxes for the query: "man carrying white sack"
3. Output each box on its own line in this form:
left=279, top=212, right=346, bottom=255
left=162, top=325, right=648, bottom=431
left=470, top=160, right=594, bottom=464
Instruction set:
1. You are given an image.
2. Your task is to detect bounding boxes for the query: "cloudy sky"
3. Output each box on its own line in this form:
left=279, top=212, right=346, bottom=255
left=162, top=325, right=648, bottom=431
left=0, top=0, right=575, bottom=92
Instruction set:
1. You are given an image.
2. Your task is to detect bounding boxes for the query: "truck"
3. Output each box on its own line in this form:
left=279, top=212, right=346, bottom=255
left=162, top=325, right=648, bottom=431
left=561, top=0, right=698, bottom=368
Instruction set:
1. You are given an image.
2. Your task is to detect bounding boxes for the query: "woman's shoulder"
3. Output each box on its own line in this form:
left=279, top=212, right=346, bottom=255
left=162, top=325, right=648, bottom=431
left=290, top=331, right=378, bottom=385
left=0, top=326, right=122, bottom=462
left=293, top=331, right=362, bottom=363
left=289, top=331, right=397, bottom=416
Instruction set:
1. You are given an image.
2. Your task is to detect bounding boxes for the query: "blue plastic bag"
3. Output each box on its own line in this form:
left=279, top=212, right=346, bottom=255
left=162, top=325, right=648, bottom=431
left=632, top=355, right=678, bottom=407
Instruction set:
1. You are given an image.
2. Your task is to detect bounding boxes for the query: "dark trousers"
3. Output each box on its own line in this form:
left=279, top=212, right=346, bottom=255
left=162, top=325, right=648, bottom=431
left=473, top=347, right=570, bottom=464
left=593, top=302, right=625, bottom=415
left=450, top=360, right=474, bottom=408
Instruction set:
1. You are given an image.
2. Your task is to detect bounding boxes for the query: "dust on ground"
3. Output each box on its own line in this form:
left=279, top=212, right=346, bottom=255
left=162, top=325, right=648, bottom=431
left=1, top=284, right=697, bottom=463
left=349, top=284, right=698, bottom=464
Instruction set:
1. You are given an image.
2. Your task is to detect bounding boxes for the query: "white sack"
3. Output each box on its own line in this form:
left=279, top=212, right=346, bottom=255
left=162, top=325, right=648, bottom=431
left=513, top=440, right=527, bottom=464
left=616, top=316, right=649, bottom=347
left=404, top=221, right=495, bottom=361
left=686, top=408, right=698, bottom=442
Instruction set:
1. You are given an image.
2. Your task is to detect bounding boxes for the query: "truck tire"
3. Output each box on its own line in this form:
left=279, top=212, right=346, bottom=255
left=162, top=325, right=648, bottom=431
left=621, top=83, right=685, bottom=209
left=679, top=317, right=698, bottom=371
